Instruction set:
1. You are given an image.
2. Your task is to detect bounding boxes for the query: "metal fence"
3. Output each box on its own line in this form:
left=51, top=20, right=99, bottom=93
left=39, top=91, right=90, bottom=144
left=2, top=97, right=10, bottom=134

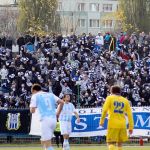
left=0, top=135, right=150, bottom=146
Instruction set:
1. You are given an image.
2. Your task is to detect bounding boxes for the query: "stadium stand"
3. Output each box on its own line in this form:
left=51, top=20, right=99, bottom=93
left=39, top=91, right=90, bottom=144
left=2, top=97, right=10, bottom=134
left=0, top=32, right=150, bottom=108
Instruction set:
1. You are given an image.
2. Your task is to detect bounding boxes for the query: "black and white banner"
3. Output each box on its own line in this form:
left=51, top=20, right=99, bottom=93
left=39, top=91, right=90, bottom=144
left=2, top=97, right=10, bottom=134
left=0, top=109, right=30, bottom=134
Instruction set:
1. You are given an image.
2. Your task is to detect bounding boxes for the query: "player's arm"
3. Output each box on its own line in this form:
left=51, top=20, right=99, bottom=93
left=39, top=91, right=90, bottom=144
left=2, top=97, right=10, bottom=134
left=99, top=97, right=110, bottom=126
left=53, top=95, right=64, bottom=118
left=74, top=111, right=80, bottom=123
left=73, top=104, right=80, bottom=123
left=30, top=94, right=37, bottom=113
left=57, top=99, right=64, bottom=118
left=30, top=107, right=36, bottom=113
left=126, top=101, right=134, bottom=134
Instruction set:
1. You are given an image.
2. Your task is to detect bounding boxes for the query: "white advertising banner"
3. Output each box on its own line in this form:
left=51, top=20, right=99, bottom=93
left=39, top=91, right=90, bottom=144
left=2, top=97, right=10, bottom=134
left=30, top=107, right=150, bottom=137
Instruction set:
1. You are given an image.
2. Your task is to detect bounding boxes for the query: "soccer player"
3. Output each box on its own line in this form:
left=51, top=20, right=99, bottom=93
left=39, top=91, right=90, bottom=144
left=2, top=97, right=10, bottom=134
left=30, top=84, right=64, bottom=150
left=59, top=93, right=80, bottom=150
left=99, top=85, right=134, bottom=150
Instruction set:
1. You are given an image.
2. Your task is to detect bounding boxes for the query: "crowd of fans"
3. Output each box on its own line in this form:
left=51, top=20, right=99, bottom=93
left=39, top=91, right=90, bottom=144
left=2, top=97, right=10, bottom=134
left=0, top=31, right=150, bottom=109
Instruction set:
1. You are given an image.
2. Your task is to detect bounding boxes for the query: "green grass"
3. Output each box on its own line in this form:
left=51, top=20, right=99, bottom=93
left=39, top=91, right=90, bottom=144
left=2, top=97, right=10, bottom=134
left=0, top=146, right=149, bottom=150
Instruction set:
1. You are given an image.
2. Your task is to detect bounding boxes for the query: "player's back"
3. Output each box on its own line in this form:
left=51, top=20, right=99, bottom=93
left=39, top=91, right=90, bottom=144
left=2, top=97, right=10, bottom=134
left=106, top=95, right=130, bottom=129
left=35, top=91, right=56, bottom=119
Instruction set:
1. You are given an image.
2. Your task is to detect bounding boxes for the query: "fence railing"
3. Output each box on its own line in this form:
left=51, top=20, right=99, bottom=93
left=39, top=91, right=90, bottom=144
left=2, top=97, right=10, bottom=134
left=0, top=135, right=149, bottom=145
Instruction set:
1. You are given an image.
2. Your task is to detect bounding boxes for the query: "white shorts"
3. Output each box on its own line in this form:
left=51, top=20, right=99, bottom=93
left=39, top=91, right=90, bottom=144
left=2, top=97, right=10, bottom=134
left=60, top=121, right=72, bottom=135
left=40, top=117, right=56, bottom=141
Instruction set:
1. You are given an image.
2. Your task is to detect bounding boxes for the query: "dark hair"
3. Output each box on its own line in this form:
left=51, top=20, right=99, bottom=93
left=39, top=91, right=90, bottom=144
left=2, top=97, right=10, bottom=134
left=63, top=94, right=71, bottom=98
left=110, top=85, right=121, bottom=95
left=31, top=84, right=41, bottom=92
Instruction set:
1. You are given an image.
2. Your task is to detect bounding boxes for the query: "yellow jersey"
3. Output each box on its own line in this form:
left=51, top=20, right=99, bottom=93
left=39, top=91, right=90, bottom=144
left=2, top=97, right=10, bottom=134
left=100, top=95, right=134, bottom=130
left=55, top=122, right=61, bottom=132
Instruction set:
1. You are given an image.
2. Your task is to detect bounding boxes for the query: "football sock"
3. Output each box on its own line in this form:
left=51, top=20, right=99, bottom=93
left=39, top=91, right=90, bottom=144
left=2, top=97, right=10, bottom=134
left=117, top=147, right=122, bottom=150
left=47, top=146, right=54, bottom=150
left=109, top=144, right=116, bottom=150
left=63, top=139, right=70, bottom=150
left=64, top=139, right=68, bottom=143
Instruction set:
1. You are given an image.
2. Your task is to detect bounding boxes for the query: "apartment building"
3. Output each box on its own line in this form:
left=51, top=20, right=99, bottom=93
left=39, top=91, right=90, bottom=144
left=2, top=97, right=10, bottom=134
left=58, top=0, right=119, bottom=35
left=0, top=0, right=119, bottom=35
left=0, top=0, right=18, bottom=17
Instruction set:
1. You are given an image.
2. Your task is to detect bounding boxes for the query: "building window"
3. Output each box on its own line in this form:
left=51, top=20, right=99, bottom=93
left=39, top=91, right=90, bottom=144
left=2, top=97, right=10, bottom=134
left=103, top=20, right=113, bottom=28
left=117, top=4, right=119, bottom=11
left=103, top=4, right=113, bottom=12
left=89, top=3, right=99, bottom=12
left=58, top=2, right=62, bottom=11
left=78, top=3, right=85, bottom=11
left=89, top=19, right=100, bottom=27
left=78, top=19, right=86, bottom=27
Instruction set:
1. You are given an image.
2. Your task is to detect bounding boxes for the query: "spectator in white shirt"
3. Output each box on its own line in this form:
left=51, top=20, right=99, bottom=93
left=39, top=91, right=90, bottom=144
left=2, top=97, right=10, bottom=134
left=95, top=33, right=104, bottom=46
left=0, top=65, right=8, bottom=80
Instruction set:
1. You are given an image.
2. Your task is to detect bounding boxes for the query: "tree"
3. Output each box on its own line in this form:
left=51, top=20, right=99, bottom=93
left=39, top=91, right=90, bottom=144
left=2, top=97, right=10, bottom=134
left=0, top=6, right=18, bottom=36
left=60, top=12, right=81, bottom=35
left=100, top=9, right=132, bottom=33
left=60, top=3, right=81, bottom=35
left=120, top=0, right=150, bottom=33
left=17, top=0, right=60, bottom=34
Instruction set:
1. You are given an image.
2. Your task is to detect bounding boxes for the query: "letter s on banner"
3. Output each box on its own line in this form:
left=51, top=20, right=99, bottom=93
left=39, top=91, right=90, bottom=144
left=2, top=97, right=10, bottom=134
left=74, top=118, right=87, bottom=131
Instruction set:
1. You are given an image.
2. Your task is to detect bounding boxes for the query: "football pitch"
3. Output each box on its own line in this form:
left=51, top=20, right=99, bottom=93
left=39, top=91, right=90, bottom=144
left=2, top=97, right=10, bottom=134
left=0, top=146, right=150, bottom=150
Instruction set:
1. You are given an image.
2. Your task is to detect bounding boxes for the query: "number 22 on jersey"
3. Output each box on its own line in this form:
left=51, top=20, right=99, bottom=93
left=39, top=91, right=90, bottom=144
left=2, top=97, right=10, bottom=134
left=114, top=101, right=125, bottom=114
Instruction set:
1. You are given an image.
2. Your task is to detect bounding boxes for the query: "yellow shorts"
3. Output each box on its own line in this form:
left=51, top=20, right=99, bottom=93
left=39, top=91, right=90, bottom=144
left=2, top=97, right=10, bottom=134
left=107, top=128, right=128, bottom=143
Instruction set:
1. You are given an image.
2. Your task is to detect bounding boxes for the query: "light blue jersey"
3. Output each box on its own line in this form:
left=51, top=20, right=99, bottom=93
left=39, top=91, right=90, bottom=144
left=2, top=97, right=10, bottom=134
left=59, top=102, right=75, bottom=122
left=30, top=92, right=59, bottom=119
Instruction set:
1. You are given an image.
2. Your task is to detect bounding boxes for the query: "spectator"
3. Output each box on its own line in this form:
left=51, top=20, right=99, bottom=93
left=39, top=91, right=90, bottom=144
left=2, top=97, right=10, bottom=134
left=0, top=65, right=8, bottom=83
left=95, top=32, right=104, bottom=53
left=0, top=31, right=149, bottom=108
